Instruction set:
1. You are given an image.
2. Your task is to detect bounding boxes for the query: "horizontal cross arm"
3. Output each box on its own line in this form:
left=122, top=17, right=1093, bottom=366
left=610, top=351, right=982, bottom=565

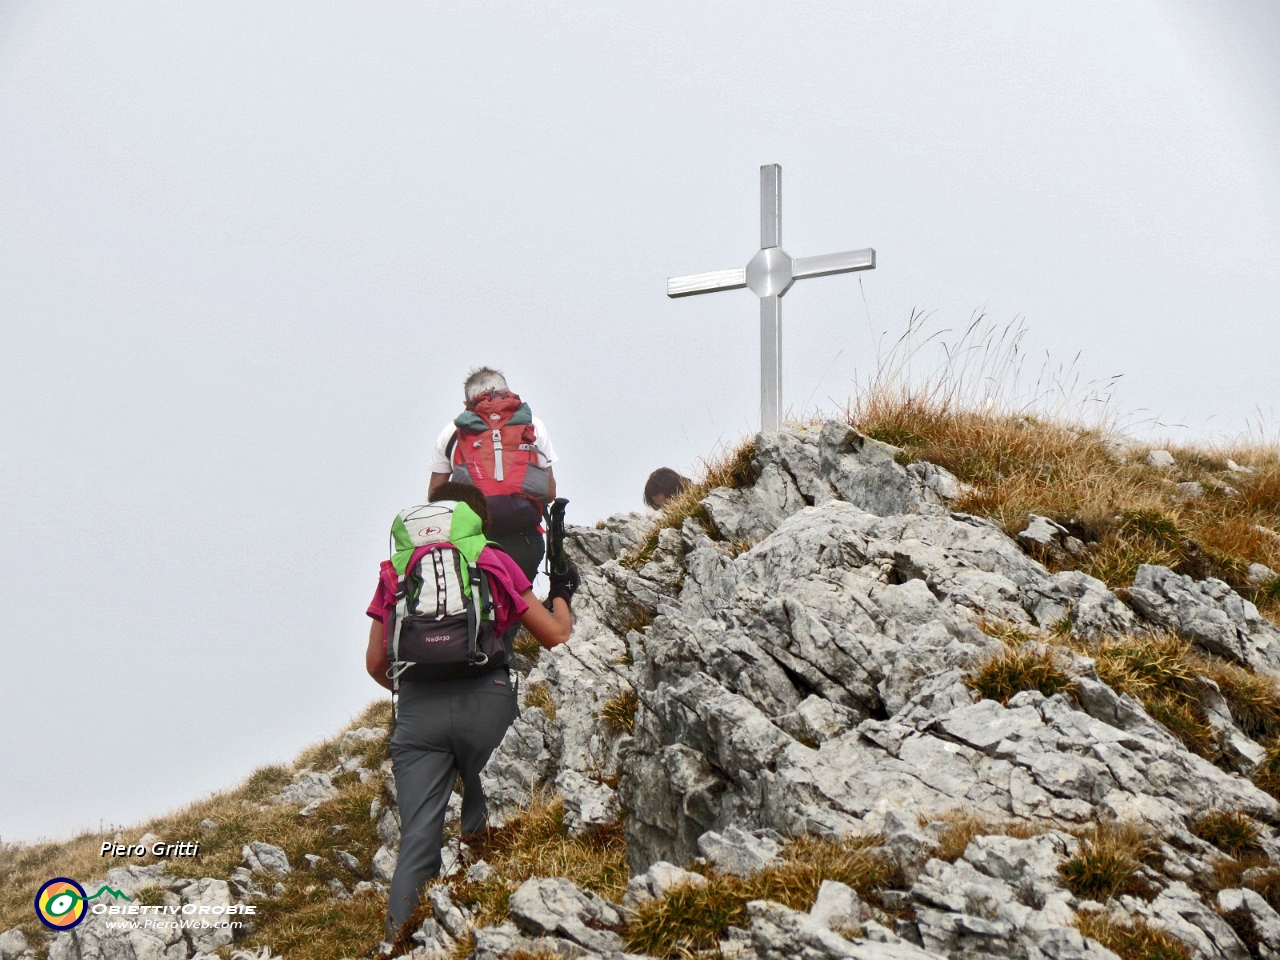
left=791, top=248, right=876, bottom=281
left=667, top=267, right=748, bottom=298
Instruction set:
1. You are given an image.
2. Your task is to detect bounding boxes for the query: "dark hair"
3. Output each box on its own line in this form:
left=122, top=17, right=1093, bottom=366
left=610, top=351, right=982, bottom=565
left=643, top=468, right=692, bottom=508
left=429, top=482, right=491, bottom=534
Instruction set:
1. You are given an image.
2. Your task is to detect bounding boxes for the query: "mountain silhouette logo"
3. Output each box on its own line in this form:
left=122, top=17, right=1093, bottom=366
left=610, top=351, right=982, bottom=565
left=35, top=878, right=131, bottom=930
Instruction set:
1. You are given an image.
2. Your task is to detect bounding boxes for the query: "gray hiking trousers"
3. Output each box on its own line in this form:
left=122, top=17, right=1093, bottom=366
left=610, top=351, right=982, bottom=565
left=386, top=671, right=518, bottom=935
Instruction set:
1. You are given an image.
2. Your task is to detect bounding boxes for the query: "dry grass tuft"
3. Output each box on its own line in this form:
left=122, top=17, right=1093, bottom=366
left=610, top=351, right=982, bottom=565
left=965, top=645, right=1075, bottom=705
left=1202, top=663, right=1280, bottom=744
left=621, top=439, right=757, bottom=568
left=843, top=313, right=1280, bottom=623
left=615, top=596, right=654, bottom=637
left=452, top=793, right=628, bottom=930
left=921, top=810, right=1050, bottom=863
left=1076, top=912, right=1191, bottom=960
left=523, top=681, right=557, bottom=721
left=1252, top=742, right=1280, bottom=798
left=1067, top=632, right=1280, bottom=767
left=1191, top=810, right=1263, bottom=858
left=625, top=835, right=895, bottom=958
left=242, top=883, right=390, bottom=960
left=1059, top=822, right=1155, bottom=902
left=599, top=688, right=638, bottom=736
left=1083, top=635, right=1215, bottom=757
left=512, top=625, right=543, bottom=663
left=504, top=948, right=566, bottom=960
left=132, top=885, right=166, bottom=907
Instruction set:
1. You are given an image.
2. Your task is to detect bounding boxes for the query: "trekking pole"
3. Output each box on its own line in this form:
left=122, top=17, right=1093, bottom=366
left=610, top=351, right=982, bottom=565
left=545, top=497, right=570, bottom=579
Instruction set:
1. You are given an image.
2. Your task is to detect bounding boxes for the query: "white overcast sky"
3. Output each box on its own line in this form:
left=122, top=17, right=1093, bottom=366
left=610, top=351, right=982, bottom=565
left=2, top=2, right=1278, bottom=843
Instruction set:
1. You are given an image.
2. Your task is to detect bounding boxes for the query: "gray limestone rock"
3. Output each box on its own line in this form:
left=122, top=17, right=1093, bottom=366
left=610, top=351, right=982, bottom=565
left=467, top=860, right=496, bottom=883
left=556, top=770, right=620, bottom=836
left=0, top=929, right=28, bottom=960
left=507, top=877, right=621, bottom=932
left=809, top=880, right=867, bottom=931
left=959, top=832, right=1079, bottom=910
left=243, top=841, right=291, bottom=878
left=1147, top=881, right=1250, bottom=959
left=698, top=826, right=784, bottom=877
left=376, top=805, right=401, bottom=848
left=1218, top=888, right=1280, bottom=959
left=411, top=916, right=456, bottom=956
left=273, top=771, right=337, bottom=807
left=1019, top=515, right=1070, bottom=549
left=49, top=878, right=190, bottom=960
left=911, top=855, right=1113, bottom=959
left=468, top=922, right=532, bottom=960
left=180, top=879, right=236, bottom=955
left=623, top=860, right=708, bottom=908
left=1127, top=564, right=1280, bottom=675
left=338, top=726, right=386, bottom=754
left=748, top=899, right=948, bottom=960
left=1174, top=481, right=1206, bottom=500
left=1198, top=677, right=1268, bottom=772
left=506, top=878, right=623, bottom=955
left=1250, top=563, right=1279, bottom=585
left=371, top=845, right=396, bottom=883
left=427, top=886, right=470, bottom=940
left=1147, top=450, right=1177, bottom=469
left=469, top=920, right=606, bottom=960
left=335, top=850, right=361, bottom=874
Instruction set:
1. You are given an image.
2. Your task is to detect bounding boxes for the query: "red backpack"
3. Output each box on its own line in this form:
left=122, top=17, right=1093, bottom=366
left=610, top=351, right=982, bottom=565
left=447, top=390, right=552, bottom=534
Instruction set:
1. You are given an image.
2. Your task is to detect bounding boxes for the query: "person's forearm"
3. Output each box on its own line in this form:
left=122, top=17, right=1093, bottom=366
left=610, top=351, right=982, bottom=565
left=366, top=621, right=394, bottom=690
left=368, top=662, right=393, bottom=691
left=547, top=597, right=572, bottom=645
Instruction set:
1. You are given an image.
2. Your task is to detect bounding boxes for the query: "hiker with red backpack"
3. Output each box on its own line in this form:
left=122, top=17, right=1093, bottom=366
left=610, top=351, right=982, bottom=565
left=426, top=367, right=557, bottom=582
left=364, top=481, right=580, bottom=946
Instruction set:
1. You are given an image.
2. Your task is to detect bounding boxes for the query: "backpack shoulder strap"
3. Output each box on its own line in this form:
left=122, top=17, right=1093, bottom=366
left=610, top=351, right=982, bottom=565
left=476, top=566, right=494, bottom=619
left=446, top=431, right=459, bottom=463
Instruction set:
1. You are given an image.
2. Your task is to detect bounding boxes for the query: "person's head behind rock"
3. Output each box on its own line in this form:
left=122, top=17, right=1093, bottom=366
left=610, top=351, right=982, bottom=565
left=644, top=468, right=692, bottom=510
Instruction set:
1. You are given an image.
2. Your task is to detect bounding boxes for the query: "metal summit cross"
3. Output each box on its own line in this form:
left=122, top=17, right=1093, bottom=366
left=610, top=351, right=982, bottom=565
left=667, top=164, right=876, bottom=431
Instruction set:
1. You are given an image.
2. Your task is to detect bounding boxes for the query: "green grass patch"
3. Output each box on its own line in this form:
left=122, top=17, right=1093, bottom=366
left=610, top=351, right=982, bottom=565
left=1191, top=811, right=1262, bottom=858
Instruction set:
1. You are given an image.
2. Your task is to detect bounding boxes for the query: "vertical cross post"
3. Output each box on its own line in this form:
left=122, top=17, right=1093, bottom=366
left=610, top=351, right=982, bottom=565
left=759, top=165, right=782, bottom=431
left=667, top=165, right=876, bottom=433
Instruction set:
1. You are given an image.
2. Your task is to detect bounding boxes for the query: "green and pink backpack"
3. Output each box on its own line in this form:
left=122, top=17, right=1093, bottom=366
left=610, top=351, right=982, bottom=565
left=381, top=501, right=507, bottom=685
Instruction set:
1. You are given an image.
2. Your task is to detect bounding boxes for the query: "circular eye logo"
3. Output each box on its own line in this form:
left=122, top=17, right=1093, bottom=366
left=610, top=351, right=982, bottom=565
left=417, top=525, right=442, bottom=538
left=35, top=878, right=88, bottom=930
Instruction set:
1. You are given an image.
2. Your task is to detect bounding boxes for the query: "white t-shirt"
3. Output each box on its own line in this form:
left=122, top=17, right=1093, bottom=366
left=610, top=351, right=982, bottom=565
left=427, top=416, right=559, bottom=475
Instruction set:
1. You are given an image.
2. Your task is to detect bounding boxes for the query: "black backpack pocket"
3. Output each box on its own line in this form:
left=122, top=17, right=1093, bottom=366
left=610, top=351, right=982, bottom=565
left=394, top=614, right=508, bottom=681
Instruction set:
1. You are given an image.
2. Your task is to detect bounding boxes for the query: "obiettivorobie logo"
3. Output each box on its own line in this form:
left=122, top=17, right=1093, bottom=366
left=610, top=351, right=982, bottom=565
left=34, top=878, right=130, bottom=930
left=34, top=877, right=257, bottom=933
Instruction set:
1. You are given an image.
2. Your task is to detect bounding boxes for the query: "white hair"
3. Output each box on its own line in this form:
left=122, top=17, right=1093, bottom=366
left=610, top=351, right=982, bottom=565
left=464, top=367, right=508, bottom=401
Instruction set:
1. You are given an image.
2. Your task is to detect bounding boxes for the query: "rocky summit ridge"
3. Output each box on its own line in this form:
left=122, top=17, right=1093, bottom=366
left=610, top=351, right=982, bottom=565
left=12, top=419, right=1280, bottom=960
